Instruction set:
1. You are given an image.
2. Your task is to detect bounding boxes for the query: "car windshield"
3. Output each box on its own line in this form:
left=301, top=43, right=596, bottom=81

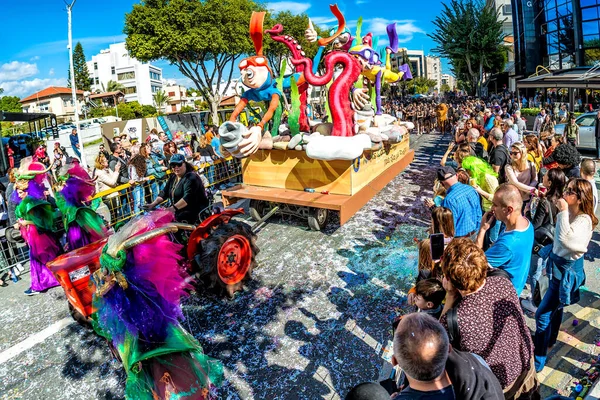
left=578, top=115, right=596, bottom=127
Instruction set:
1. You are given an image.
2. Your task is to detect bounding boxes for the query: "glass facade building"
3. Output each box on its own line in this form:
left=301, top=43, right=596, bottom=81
left=512, top=0, right=600, bottom=77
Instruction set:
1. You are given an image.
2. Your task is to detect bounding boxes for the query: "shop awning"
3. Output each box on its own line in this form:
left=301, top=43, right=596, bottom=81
left=517, top=67, right=600, bottom=89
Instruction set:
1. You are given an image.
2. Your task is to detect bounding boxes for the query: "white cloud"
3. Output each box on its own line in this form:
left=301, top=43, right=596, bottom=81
left=0, top=78, right=68, bottom=98
left=266, top=1, right=311, bottom=14
left=30, top=56, right=40, bottom=61
left=49, top=68, right=55, bottom=76
left=355, top=0, right=368, bottom=4
left=0, top=61, right=39, bottom=81
left=360, top=18, right=426, bottom=44
left=310, top=16, right=338, bottom=27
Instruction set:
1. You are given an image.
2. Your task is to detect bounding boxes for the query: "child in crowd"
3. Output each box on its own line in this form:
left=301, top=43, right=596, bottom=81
left=413, top=278, right=446, bottom=320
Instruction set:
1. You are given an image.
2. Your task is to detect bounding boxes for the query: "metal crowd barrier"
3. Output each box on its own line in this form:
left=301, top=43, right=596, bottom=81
left=0, top=156, right=243, bottom=276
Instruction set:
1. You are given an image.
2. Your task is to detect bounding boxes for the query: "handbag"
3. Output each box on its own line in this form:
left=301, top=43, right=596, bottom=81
left=533, top=199, right=555, bottom=254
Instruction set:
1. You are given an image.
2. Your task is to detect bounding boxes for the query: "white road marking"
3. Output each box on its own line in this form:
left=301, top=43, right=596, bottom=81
left=0, top=317, right=72, bottom=364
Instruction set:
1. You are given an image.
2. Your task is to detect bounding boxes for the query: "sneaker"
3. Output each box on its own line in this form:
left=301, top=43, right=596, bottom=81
left=24, top=288, right=39, bottom=296
left=521, top=298, right=537, bottom=313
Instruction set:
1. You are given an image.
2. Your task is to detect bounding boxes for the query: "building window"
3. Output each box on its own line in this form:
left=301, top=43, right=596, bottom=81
left=117, top=71, right=136, bottom=81
left=150, top=71, right=161, bottom=80
left=39, top=102, right=50, bottom=111
left=111, top=66, right=115, bottom=75
left=171, top=104, right=177, bottom=112
left=123, top=86, right=137, bottom=95
left=94, top=62, right=98, bottom=70
left=168, top=91, right=176, bottom=97
left=502, top=5, right=511, bottom=15
left=151, top=85, right=161, bottom=93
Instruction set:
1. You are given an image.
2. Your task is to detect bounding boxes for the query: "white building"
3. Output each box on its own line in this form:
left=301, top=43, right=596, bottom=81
left=426, top=56, right=442, bottom=91
left=163, top=84, right=187, bottom=114
left=441, top=74, right=456, bottom=91
left=20, top=86, right=84, bottom=121
left=87, top=42, right=162, bottom=106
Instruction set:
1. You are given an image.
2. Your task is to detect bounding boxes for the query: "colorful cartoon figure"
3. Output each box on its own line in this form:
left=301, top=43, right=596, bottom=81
left=349, top=23, right=412, bottom=116
left=223, top=12, right=280, bottom=157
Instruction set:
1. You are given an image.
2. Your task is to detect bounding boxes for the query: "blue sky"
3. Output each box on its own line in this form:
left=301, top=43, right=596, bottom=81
left=0, top=0, right=450, bottom=98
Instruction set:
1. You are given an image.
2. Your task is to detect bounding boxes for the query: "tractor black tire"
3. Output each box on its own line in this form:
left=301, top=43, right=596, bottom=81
left=307, top=208, right=328, bottom=231
left=195, top=220, right=259, bottom=298
left=248, top=200, right=266, bottom=222
left=68, top=303, right=93, bottom=330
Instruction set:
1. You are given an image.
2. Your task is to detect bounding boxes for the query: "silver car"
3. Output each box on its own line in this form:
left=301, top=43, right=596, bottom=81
left=554, top=111, right=597, bottom=150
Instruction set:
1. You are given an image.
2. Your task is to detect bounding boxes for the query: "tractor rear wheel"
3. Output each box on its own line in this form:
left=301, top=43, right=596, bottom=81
left=196, top=220, right=259, bottom=297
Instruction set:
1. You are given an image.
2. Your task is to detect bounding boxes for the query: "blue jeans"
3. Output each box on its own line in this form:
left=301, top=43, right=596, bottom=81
left=534, top=277, right=563, bottom=371
left=132, top=185, right=144, bottom=214
left=149, top=181, right=160, bottom=203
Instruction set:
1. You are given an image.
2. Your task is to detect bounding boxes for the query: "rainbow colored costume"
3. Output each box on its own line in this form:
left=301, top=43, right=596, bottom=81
left=56, top=162, right=107, bottom=250
left=11, top=159, right=61, bottom=292
left=92, top=211, right=223, bottom=399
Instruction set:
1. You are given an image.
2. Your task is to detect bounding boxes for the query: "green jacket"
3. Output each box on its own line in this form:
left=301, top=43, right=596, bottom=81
left=565, top=123, right=579, bottom=139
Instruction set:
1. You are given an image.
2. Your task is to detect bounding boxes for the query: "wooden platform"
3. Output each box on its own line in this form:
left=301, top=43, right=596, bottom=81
left=242, top=137, right=410, bottom=196
left=222, top=148, right=414, bottom=225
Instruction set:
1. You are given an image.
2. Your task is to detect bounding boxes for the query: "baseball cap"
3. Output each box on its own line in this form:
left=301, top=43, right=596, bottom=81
left=436, top=166, right=456, bottom=182
left=169, top=153, right=185, bottom=165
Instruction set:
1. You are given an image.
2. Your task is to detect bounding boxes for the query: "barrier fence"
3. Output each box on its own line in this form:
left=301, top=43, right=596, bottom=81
left=0, top=156, right=243, bottom=278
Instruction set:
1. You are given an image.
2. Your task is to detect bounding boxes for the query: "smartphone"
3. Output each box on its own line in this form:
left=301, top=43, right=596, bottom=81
left=430, top=233, right=445, bottom=262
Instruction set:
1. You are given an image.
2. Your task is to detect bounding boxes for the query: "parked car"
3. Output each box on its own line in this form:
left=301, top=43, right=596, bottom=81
left=554, top=111, right=597, bottom=150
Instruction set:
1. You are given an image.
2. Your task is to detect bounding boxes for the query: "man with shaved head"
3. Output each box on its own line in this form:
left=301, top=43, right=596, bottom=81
left=476, top=183, right=534, bottom=296
left=391, top=313, right=503, bottom=399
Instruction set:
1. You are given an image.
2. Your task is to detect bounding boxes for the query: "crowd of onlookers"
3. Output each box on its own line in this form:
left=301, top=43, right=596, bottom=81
left=347, top=94, right=598, bottom=399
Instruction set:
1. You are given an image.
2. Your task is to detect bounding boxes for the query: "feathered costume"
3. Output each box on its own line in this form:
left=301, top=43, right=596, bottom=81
left=56, top=162, right=107, bottom=250
left=11, top=158, right=61, bottom=292
left=91, top=210, right=223, bottom=399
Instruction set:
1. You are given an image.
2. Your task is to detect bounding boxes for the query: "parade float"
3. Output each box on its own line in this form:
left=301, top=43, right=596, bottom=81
left=220, top=5, right=415, bottom=230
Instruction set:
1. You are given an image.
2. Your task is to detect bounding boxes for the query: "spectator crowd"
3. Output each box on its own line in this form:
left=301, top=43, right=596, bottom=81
left=348, top=93, right=598, bottom=400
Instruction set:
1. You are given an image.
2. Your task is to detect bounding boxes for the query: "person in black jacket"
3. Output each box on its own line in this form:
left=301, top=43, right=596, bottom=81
left=389, top=313, right=504, bottom=400
left=522, top=168, right=567, bottom=313
left=144, top=154, right=208, bottom=223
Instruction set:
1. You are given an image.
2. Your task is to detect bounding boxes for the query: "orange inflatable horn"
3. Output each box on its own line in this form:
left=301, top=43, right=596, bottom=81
left=249, top=11, right=266, bottom=56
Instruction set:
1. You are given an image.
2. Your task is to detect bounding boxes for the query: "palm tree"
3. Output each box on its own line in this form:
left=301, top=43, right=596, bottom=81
left=153, top=90, right=172, bottom=115
left=106, top=80, right=125, bottom=92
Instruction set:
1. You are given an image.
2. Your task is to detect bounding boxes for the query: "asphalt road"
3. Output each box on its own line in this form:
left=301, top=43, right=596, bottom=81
left=1, top=133, right=600, bottom=399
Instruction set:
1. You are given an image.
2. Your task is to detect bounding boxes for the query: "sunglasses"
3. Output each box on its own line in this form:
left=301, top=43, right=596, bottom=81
left=510, top=151, right=520, bottom=155
left=564, top=189, right=579, bottom=197
left=239, top=56, right=268, bottom=70
left=170, top=162, right=183, bottom=168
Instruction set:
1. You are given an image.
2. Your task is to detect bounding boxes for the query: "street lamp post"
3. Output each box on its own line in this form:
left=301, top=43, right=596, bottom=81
left=66, top=0, right=87, bottom=168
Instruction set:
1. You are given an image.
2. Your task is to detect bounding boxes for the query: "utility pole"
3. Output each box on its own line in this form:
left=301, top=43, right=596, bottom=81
left=66, top=0, right=87, bottom=168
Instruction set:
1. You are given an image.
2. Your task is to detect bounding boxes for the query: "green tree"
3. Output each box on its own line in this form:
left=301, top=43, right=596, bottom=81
left=0, top=96, right=22, bottom=112
left=152, top=90, right=172, bottom=115
left=263, top=11, right=327, bottom=76
left=141, top=104, right=157, bottom=117
left=412, top=77, right=437, bottom=94
left=106, top=80, right=125, bottom=92
left=179, top=105, right=196, bottom=113
left=124, top=0, right=260, bottom=125
left=0, top=88, right=3, bottom=95
left=68, top=42, right=92, bottom=91
left=440, top=83, right=451, bottom=93
left=429, top=0, right=506, bottom=96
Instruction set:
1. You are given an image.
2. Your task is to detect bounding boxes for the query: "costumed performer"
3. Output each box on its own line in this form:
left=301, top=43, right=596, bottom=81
left=10, top=158, right=61, bottom=295
left=56, top=161, right=108, bottom=251
left=92, top=210, right=223, bottom=399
